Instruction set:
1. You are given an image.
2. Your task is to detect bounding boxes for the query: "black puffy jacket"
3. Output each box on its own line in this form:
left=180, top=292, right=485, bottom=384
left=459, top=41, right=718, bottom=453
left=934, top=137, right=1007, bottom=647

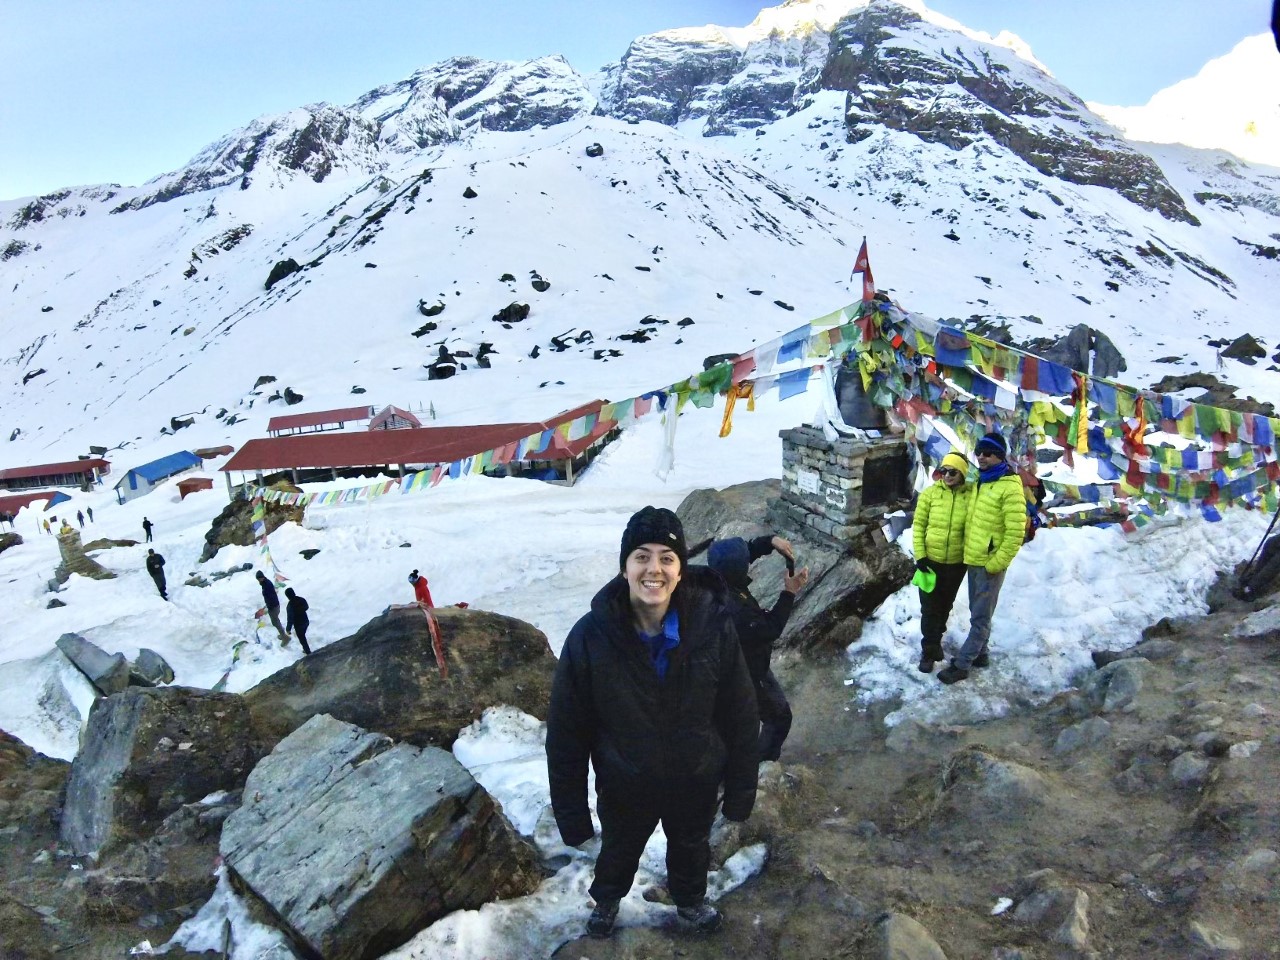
left=546, top=566, right=759, bottom=846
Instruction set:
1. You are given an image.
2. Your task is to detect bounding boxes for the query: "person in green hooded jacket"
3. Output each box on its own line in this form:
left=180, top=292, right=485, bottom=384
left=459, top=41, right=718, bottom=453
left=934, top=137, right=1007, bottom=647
left=911, top=451, right=972, bottom=673
left=939, top=432, right=1026, bottom=684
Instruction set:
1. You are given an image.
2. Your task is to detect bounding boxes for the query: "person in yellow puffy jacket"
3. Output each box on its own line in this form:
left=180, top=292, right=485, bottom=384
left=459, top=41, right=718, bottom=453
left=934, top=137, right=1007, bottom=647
left=939, top=432, right=1026, bottom=684
left=911, top=452, right=972, bottom=673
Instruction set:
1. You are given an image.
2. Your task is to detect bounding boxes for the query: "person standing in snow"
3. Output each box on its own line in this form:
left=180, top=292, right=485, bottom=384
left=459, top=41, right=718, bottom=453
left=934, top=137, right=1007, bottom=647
left=42, top=518, right=51, bottom=535
left=938, top=433, right=1026, bottom=684
left=146, top=548, right=168, bottom=600
left=76, top=509, right=85, bottom=528
left=142, top=517, right=153, bottom=542
left=284, top=587, right=312, bottom=655
left=255, top=570, right=290, bottom=644
left=86, top=506, right=94, bottom=523
left=703, top=534, right=809, bottom=763
left=546, top=506, right=758, bottom=939
left=912, top=452, right=973, bottom=673
left=408, top=568, right=434, bottom=607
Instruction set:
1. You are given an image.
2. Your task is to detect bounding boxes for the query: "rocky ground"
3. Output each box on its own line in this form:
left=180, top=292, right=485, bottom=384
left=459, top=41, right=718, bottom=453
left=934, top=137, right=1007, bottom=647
left=3, top=591, right=1279, bottom=959
left=551, top=590, right=1280, bottom=960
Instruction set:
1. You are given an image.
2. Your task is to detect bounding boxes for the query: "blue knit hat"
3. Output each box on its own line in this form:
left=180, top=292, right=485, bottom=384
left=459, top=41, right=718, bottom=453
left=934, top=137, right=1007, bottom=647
left=975, top=432, right=1008, bottom=458
left=707, top=537, right=751, bottom=583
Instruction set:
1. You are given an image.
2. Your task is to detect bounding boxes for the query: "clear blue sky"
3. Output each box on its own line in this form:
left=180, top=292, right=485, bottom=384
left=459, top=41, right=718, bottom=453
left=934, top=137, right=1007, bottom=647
left=0, top=0, right=1269, bottom=201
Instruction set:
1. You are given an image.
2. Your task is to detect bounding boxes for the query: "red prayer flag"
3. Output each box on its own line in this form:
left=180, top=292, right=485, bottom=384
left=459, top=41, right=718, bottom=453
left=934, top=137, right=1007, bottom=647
left=862, top=265, right=876, bottom=303
left=853, top=238, right=870, bottom=274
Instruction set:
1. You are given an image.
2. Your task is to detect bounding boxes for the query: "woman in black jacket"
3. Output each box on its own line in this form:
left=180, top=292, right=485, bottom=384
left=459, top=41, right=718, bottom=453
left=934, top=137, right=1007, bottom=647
left=546, top=506, right=759, bottom=939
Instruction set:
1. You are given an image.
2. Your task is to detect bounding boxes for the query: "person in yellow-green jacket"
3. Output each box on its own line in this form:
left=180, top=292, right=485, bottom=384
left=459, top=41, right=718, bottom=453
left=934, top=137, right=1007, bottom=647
left=939, top=432, right=1026, bottom=685
left=911, top=451, right=972, bottom=673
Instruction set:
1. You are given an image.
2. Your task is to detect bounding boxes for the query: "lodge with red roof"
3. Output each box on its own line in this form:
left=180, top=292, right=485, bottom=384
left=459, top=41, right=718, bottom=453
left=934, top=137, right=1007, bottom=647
left=221, top=400, right=617, bottom=495
left=266, top=405, right=376, bottom=437
left=0, top=458, right=110, bottom=491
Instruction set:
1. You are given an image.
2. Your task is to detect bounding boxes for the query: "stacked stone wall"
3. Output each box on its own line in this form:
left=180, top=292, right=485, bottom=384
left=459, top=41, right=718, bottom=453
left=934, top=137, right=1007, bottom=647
left=770, top=425, right=909, bottom=544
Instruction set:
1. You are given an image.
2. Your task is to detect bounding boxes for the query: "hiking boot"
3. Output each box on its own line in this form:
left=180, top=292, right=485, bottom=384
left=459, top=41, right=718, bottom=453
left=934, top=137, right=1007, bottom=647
left=971, top=652, right=989, bottom=669
left=676, top=901, right=723, bottom=933
left=917, top=655, right=937, bottom=673
left=938, top=662, right=970, bottom=685
left=587, top=900, right=619, bottom=939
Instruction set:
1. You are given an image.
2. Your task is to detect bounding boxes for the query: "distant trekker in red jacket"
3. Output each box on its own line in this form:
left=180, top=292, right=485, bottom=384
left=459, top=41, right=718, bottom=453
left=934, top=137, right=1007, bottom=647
left=409, top=569, right=434, bottom=607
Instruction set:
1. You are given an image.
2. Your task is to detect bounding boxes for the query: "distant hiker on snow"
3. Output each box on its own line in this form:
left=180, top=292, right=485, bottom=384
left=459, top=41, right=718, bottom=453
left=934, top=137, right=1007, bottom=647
left=912, top=452, right=972, bottom=673
left=256, top=570, right=290, bottom=644
left=704, top=533, right=809, bottom=763
left=146, top=548, right=167, bottom=600
left=938, top=432, right=1026, bottom=685
left=76, top=510, right=85, bottom=528
left=42, top=519, right=51, bottom=535
left=86, top=506, right=94, bottom=523
left=284, top=587, right=312, bottom=655
left=142, top=517, right=153, bottom=542
left=408, top=568, right=434, bottom=607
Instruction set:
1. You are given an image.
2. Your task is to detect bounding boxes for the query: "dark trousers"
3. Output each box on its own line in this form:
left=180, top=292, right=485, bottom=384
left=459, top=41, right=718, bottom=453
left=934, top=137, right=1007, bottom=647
left=919, top=561, right=966, bottom=659
left=150, top=573, right=167, bottom=599
left=294, top=623, right=312, bottom=655
left=590, top=783, right=719, bottom=908
left=144, top=529, right=152, bottom=542
left=265, top=606, right=288, bottom=641
left=757, top=670, right=792, bottom=762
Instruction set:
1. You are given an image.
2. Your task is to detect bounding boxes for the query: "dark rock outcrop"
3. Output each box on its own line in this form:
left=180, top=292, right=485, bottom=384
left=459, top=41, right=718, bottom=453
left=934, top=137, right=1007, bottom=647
left=200, top=489, right=304, bottom=562
left=1221, top=333, right=1266, bottom=361
left=132, top=648, right=176, bottom=686
left=264, top=258, right=302, bottom=291
left=221, top=715, right=539, bottom=960
left=60, top=686, right=267, bottom=857
left=1024, top=323, right=1127, bottom=381
left=596, top=0, right=1194, bottom=222
left=56, top=633, right=132, bottom=696
left=492, top=301, right=530, bottom=324
left=79, top=791, right=240, bottom=923
left=243, top=606, right=556, bottom=751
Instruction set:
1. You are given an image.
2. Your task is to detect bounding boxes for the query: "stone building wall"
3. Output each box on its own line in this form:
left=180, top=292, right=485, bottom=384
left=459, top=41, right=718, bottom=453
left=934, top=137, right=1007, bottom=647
left=767, top=425, right=911, bottom=546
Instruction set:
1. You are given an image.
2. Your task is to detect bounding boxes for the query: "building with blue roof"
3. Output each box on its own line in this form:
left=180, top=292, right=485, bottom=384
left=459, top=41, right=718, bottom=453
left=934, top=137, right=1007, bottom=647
left=114, top=451, right=203, bottom=504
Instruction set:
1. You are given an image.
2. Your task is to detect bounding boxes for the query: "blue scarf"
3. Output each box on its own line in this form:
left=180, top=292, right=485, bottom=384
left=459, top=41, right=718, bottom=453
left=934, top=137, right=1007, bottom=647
left=978, top=460, right=1013, bottom=485
left=637, top=609, right=681, bottom=679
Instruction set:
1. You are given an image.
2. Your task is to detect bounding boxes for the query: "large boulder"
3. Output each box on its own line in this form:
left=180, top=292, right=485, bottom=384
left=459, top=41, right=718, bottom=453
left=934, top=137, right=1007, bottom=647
left=938, top=746, right=1049, bottom=824
left=56, top=632, right=132, bottom=696
left=200, top=489, right=304, bottom=562
left=243, top=605, right=556, bottom=750
left=78, top=791, right=240, bottom=922
left=60, top=686, right=267, bottom=857
left=0, top=531, right=22, bottom=556
left=220, top=714, right=540, bottom=960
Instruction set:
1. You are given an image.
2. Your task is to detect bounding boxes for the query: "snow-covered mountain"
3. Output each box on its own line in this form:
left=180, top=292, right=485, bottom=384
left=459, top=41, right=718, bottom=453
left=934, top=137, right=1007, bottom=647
left=2, top=8, right=1279, bottom=954
left=1092, top=33, right=1280, bottom=169
left=2, top=0, right=1278, bottom=468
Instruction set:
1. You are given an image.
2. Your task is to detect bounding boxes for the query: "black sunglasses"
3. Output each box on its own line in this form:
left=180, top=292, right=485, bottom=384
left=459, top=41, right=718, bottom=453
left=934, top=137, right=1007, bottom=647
left=940, top=468, right=963, bottom=478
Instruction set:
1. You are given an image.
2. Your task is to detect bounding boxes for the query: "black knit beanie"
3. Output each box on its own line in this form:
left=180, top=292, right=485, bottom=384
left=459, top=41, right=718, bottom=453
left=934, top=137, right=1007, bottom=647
left=619, top=506, right=687, bottom=572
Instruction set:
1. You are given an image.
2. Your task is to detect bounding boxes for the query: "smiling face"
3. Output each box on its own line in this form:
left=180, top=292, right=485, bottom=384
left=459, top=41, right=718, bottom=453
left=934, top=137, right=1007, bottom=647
left=623, top=543, right=682, bottom=621
left=941, top=467, right=966, bottom=488
left=976, top=449, right=1003, bottom=468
